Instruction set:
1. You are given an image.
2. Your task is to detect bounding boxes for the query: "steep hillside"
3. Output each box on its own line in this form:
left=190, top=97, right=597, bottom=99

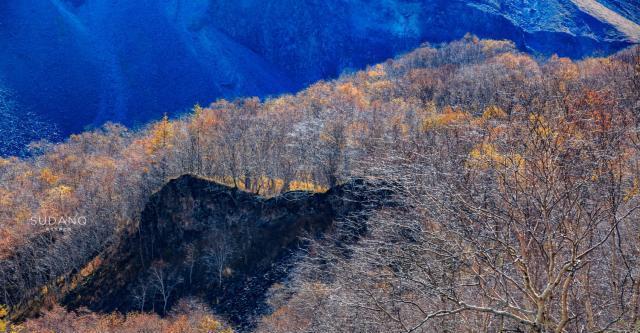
left=0, top=0, right=293, bottom=142
left=0, top=82, right=58, bottom=156
left=60, top=175, right=388, bottom=329
left=571, top=0, right=640, bottom=41
left=0, top=0, right=639, bottom=154
left=207, top=0, right=640, bottom=84
left=0, top=38, right=638, bottom=333
left=598, top=0, right=640, bottom=23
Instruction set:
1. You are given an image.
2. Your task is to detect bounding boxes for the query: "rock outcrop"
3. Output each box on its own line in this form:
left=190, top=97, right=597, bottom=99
left=62, top=175, right=389, bottom=328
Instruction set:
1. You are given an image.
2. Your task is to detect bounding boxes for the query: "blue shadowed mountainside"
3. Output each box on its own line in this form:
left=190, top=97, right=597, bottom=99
left=0, top=0, right=639, bottom=156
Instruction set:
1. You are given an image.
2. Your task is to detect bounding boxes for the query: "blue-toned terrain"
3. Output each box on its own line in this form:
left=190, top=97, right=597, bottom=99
left=0, top=0, right=639, bottom=155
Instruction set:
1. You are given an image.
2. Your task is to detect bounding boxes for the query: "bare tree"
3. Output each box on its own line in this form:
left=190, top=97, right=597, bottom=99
left=261, top=85, right=640, bottom=332
left=149, top=261, right=183, bottom=315
left=203, top=235, right=234, bottom=287
left=130, top=275, right=151, bottom=312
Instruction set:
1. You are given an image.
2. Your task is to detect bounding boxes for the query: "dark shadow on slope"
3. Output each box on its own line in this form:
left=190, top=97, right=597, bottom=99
left=62, top=175, right=392, bottom=330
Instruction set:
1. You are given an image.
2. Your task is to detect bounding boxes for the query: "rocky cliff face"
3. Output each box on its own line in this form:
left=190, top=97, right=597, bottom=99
left=62, top=175, right=388, bottom=328
left=1, top=0, right=638, bottom=154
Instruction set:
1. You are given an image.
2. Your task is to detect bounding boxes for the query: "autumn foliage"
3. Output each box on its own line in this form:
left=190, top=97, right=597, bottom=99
left=0, top=37, right=639, bottom=332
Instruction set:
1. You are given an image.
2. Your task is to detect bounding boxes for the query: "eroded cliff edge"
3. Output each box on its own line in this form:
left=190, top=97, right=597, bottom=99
left=62, top=175, right=390, bottom=328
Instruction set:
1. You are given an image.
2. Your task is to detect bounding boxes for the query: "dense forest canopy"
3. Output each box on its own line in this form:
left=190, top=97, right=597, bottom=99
left=0, top=37, right=639, bottom=332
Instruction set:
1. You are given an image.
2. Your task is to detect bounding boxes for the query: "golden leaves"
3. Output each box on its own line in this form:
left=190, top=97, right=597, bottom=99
left=288, top=180, right=327, bottom=193
left=336, top=82, right=368, bottom=111
left=14, top=208, right=31, bottom=226
left=482, top=105, right=507, bottom=120
left=0, top=189, right=12, bottom=208
left=197, top=315, right=232, bottom=333
left=0, top=158, right=11, bottom=168
left=548, top=56, right=579, bottom=81
left=0, top=305, right=8, bottom=332
left=47, top=185, right=73, bottom=198
left=193, top=103, right=203, bottom=118
left=39, top=168, right=59, bottom=186
left=480, top=39, right=515, bottom=55
left=422, top=106, right=471, bottom=131
left=467, top=142, right=525, bottom=173
left=492, top=52, right=538, bottom=72
left=529, top=113, right=553, bottom=139
left=40, top=185, right=77, bottom=218
left=190, top=104, right=222, bottom=131
left=468, top=143, right=502, bottom=169
left=367, top=64, right=386, bottom=79
left=145, top=114, right=175, bottom=155
left=624, top=178, right=639, bottom=202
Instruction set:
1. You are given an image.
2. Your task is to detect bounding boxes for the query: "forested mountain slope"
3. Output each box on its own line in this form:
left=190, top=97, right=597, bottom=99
left=0, top=37, right=638, bottom=332
left=0, top=0, right=639, bottom=155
